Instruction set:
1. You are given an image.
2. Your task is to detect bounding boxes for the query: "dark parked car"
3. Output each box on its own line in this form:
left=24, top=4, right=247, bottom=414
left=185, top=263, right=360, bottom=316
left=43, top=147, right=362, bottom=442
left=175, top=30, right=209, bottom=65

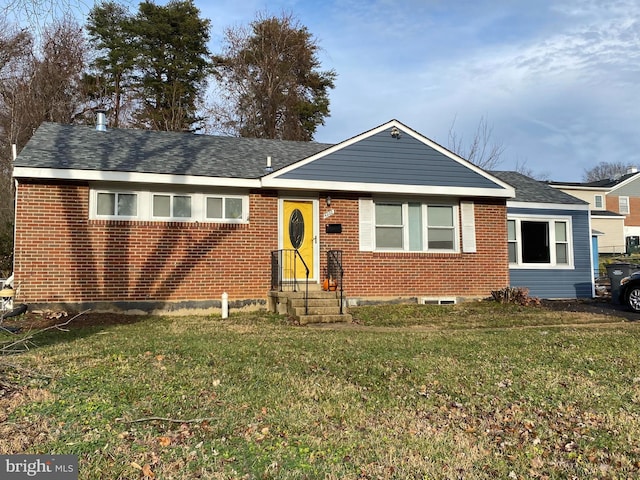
left=619, top=271, right=640, bottom=312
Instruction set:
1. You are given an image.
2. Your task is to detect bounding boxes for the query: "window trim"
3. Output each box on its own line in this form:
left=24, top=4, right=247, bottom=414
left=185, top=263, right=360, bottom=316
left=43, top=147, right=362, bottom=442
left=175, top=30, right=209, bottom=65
left=95, top=191, right=139, bottom=219
left=374, top=202, right=405, bottom=250
left=204, top=195, right=246, bottom=221
left=594, top=194, right=603, bottom=209
left=619, top=196, right=630, bottom=215
left=372, top=199, right=459, bottom=253
left=426, top=204, right=456, bottom=251
left=90, top=188, right=249, bottom=223
left=152, top=193, right=193, bottom=220
left=507, top=214, right=574, bottom=269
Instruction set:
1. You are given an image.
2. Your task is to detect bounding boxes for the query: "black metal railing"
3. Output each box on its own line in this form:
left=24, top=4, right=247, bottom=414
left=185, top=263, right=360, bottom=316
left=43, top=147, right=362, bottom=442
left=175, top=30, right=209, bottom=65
left=271, top=249, right=310, bottom=314
left=270, top=249, right=344, bottom=316
left=326, top=249, right=344, bottom=314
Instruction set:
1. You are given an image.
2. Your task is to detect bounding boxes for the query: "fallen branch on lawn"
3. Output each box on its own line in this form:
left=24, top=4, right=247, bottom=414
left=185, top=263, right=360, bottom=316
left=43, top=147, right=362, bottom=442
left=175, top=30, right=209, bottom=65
left=1, top=309, right=91, bottom=355
left=116, top=416, right=216, bottom=424
left=0, top=358, right=53, bottom=378
left=1, top=310, right=91, bottom=395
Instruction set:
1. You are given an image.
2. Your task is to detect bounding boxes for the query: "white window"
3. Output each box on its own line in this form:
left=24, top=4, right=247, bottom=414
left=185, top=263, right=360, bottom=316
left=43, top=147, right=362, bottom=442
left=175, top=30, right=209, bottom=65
left=375, top=203, right=404, bottom=249
left=153, top=194, right=192, bottom=219
left=427, top=205, right=455, bottom=250
left=96, top=192, right=137, bottom=218
left=370, top=200, right=458, bottom=252
left=594, top=194, right=603, bottom=209
left=507, top=216, right=572, bottom=268
left=91, top=188, right=248, bottom=223
left=507, top=219, right=517, bottom=263
left=619, top=196, right=630, bottom=215
left=206, top=196, right=244, bottom=220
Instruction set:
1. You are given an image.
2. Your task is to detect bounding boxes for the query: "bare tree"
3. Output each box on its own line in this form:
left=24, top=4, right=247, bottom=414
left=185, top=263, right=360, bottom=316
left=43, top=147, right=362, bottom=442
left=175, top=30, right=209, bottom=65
left=0, top=22, right=33, bottom=149
left=514, top=157, right=550, bottom=181
left=2, top=0, right=88, bottom=31
left=0, top=18, right=87, bottom=275
left=583, top=161, right=634, bottom=182
left=0, top=25, right=31, bottom=75
left=448, top=115, right=505, bottom=170
left=0, top=24, right=34, bottom=276
left=0, top=17, right=88, bottom=142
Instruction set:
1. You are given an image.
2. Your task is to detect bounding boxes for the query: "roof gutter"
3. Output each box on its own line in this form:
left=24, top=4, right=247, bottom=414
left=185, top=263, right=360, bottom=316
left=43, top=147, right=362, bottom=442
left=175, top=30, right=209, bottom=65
left=548, top=184, right=611, bottom=192
left=12, top=167, right=262, bottom=188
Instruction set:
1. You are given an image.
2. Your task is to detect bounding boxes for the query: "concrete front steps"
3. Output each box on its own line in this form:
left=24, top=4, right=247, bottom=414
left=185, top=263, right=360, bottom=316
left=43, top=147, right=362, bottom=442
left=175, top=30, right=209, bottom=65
left=268, top=286, right=352, bottom=325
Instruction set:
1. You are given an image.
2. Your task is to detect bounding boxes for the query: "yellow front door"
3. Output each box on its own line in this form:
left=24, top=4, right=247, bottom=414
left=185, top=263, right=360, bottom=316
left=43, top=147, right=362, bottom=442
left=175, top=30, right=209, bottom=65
left=282, top=200, right=314, bottom=281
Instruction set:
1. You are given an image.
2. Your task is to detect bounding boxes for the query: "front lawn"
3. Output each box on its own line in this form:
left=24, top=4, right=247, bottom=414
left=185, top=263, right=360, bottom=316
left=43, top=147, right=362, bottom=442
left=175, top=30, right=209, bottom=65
left=1, top=303, right=639, bottom=479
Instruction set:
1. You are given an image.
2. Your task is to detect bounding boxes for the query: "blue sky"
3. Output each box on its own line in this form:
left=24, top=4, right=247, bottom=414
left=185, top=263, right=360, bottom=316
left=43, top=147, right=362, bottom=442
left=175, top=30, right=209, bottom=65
left=196, top=0, right=640, bottom=181
left=9, top=0, right=640, bottom=181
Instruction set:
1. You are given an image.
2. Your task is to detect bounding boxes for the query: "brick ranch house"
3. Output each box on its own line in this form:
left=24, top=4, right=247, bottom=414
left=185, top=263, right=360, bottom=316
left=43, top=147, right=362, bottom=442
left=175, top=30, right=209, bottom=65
left=12, top=118, right=516, bottom=314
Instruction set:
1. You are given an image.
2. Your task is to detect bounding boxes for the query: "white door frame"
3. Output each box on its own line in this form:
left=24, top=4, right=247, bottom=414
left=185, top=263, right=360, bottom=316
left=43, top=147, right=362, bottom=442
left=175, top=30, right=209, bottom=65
left=278, top=196, right=319, bottom=282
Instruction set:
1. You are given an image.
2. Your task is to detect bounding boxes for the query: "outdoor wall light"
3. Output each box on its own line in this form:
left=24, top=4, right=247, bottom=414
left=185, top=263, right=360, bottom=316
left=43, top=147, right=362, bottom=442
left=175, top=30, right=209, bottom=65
left=326, top=196, right=332, bottom=206
left=390, top=126, right=401, bottom=139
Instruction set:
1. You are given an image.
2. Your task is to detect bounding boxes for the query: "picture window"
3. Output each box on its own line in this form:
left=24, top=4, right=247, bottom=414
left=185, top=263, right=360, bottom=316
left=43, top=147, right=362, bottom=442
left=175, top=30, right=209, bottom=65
left=373, top=201, right=457, bottom=252
left=507, top=217, right=571, bottom=267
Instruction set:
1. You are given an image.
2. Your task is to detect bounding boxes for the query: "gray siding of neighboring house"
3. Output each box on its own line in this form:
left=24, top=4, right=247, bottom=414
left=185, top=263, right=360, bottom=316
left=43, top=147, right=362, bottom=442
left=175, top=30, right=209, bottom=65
left=278, top=131, right=504, bottom=189
left=509, top=207, right=593, bottom=299
left=610, top=178, right=640, bottom=196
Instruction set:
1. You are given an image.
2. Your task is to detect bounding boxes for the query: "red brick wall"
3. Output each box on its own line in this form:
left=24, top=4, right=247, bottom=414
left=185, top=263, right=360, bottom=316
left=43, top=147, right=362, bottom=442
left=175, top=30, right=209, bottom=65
left=607, top=195, right=640, bottom=227
left=606, top=196, right=622, bottom=216
left=14, top=181, right=278, bottom=304
left=14, top=181, right=509, bottom=307
left=318, top=193, right=508, bottom=298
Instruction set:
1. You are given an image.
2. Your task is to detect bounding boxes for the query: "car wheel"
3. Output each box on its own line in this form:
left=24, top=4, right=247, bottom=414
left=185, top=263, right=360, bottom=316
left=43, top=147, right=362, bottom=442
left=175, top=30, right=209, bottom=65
left=626, top=286, right=640, bottom=313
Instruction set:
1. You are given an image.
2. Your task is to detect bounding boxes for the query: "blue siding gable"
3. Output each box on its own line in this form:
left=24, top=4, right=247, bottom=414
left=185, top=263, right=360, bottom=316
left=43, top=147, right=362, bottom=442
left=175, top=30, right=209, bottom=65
left=277, top=129, right=504, bottom=189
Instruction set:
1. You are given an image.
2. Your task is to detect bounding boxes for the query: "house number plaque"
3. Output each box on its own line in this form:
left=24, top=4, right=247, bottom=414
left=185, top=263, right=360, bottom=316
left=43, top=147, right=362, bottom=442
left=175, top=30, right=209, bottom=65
left=289, top=209, right=304, bottom=249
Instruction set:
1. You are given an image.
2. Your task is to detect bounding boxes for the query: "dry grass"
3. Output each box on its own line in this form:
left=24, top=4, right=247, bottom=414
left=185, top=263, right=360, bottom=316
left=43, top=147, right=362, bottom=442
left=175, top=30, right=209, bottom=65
left=1, top=303, right=639, bottom=478
left=0, top=387, right=55, bottom=454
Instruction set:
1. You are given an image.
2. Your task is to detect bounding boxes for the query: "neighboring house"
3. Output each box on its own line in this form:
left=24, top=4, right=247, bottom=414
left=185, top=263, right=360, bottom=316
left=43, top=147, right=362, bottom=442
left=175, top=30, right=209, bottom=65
left=492, top=172, right=594, bottom=299
left=11, top=118, right=590, bottom=313
left=549, top=171, right=640, bottom=254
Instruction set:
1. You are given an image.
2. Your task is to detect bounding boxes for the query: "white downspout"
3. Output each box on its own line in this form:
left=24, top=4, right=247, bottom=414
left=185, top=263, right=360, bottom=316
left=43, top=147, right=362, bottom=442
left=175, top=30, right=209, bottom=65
left=10, top=144, right=18, bottom=288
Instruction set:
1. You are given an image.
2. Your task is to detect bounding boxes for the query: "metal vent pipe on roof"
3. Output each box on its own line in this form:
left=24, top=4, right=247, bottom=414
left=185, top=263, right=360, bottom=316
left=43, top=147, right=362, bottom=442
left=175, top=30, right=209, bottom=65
left=96, top=110, right=107, bottom=132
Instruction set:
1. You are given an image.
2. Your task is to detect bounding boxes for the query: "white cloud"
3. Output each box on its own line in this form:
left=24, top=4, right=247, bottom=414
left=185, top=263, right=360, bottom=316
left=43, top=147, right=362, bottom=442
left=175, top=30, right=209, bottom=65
left=309, top=0, right=640, bottom=180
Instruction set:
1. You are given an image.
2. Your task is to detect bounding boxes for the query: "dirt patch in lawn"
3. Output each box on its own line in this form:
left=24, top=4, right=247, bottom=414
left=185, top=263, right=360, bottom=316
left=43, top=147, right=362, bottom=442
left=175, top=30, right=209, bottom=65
left=1, top=298, right=637, bottom=333
left=540, top=298, right=640, bottom=322
left=1, top=310, right=147, bottom=332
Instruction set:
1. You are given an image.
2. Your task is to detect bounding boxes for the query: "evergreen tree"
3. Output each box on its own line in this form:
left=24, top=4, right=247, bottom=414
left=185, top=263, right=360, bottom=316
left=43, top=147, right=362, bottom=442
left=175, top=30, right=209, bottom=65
left=86, top=1, right=135, bottom=128
left=86, top=0, right=211, bottom=132
left=130, top=0, right=211, bottom=132
left=214, top=13, right=336, bottom=141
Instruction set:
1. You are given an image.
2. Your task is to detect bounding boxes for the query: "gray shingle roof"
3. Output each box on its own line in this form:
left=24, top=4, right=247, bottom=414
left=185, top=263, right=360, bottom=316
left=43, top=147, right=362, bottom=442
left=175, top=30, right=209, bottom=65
left=490, top=171, right=587, bottom=205
left=15, top=123, right=332, bottom=178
